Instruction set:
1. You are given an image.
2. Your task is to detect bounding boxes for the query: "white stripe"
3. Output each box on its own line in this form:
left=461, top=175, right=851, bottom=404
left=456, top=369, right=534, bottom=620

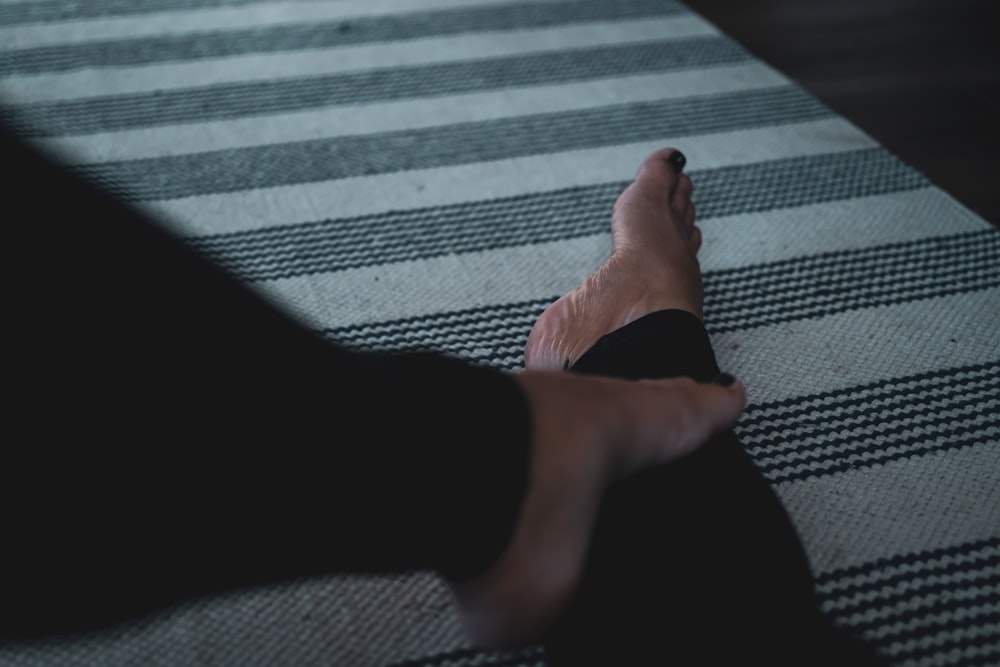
left=0, top=16, right=716, bottom=102
left=700, top=187, right=991, bottom=269
left=243, top=190, right=991, bottom=332
left=39, top=61, right=779, bottom=163
left=779, top=441, right=1000, bottom=574
left=145, top=117, right=877, bottom=235
left=713, top=287, right=1000, bottom=406
left=255, top=233, right=611, bottom=330
left=0, top=0, right=551, bottom=50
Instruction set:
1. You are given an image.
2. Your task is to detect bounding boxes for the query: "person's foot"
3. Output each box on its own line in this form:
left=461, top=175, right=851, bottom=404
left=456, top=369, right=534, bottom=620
left=525, top=147, right=703, bottom=370
left=449, top=149, right=745, bottom=651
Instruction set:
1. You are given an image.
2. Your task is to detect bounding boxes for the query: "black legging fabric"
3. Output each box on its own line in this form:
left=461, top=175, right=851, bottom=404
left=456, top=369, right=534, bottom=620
left=2, top=121, right=884, bottom=665
left=2, top=122, right=531, bottom=637
left=544, top=312, right=886, bottom=666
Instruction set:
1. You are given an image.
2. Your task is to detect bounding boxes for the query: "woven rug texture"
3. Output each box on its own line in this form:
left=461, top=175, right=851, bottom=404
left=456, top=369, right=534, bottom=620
left=1, top=0, right=998, bottom=665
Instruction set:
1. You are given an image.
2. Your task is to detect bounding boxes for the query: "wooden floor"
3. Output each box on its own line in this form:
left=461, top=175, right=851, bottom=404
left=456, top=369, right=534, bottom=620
left=683, top=0, right=1000, bottom=230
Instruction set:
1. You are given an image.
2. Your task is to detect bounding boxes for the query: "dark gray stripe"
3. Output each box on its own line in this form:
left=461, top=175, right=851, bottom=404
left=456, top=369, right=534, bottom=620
left=816, top=538, right=1000, bottom=666
left=879, top=630, right=999, bottom=666
left=824, top=567, right=998, bottom=619
left=387, top=645, right=546, bottom=667
left=703, top=229, right=1000, bottom=334
left=832, top=578, right=999, bottom=626
left=192, top=184, right=622, bottom=281
left=316, top=230, right=1000, bottom=371
left=737, top=361, right=1000, bottom=484
left=321, top=299, right=544, bottom=370
left=738, top=362, right=999, bottom=433
left=70, top=86, right=833, bottom=201
left=0, top=0, right=279, bottom=27
left=816, top=537, right=998, bottom=589
left=0, top=0, right=687, bottom=76
left=187, top=148, right=929, bottom=283
left=7, top=36, right=750, bottom=137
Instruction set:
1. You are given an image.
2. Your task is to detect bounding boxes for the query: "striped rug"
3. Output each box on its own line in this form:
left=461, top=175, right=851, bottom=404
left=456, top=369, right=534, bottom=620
left=2, top=1, right=998, bottom=665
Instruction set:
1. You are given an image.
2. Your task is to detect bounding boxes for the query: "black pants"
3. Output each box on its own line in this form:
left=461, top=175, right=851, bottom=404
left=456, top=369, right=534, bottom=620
left=2, top=122, right=884, bottom=665
left=544, top=310, right=886, bottom=666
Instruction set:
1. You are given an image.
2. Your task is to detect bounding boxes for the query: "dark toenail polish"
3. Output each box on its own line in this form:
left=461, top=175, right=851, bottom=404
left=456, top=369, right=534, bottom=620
left=668, top=151, right=686, bottom=174
left=711, top=372, right=736, bottom=387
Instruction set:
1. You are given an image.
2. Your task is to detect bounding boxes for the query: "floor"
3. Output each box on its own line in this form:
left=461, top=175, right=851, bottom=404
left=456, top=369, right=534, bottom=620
left=683, top=0, right=1000, bottom=230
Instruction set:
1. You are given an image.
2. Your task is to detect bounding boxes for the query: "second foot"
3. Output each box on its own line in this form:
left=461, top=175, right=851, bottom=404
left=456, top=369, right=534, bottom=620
left=525, top=148, right=705, bottom=371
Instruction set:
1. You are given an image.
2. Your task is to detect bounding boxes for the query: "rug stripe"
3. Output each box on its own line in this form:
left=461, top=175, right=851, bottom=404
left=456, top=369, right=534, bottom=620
left=883, top=636, right=1000, bottom=667
left=4, top=36, right=751, bottom=137
left=185, top=148, right=928, bottom=281
left=827, top=574, right=998, bottom=621
left=241, top=201, right=993, bottom=336
left=742, top=367, right=999, bottom=440
left=818, top=539, right=1000, bottom=667
left=739, top=364, right=999, bottom=434
left=143, top=118, right=879, bottom=234
left=817, top=537, right=1000, bottom=589
left=305, top=230, right=1000, bottom=356
left=67, top=86, right=832, bottom=201
left=37, top=63, right=774, bottom=163
left=0, top=0, right=688, bottom=76
left=703, top=230, right=1000, bottom=333
left=2, top=16, right=717, bottom=104
left=758, top=422, right=996, bottom=486
left=0, top=0, right=521, bottom=46
left=737, top=361, right=1000, bottom=484
left=0, top=0, right=302, bottom=27
left=307, top=235, right=1000, bottom=369
left=776, top=444, right=997, bottom=577
left=388, top=645, right=546, bottom=667
left=834, top=603, right=1000, bottom=663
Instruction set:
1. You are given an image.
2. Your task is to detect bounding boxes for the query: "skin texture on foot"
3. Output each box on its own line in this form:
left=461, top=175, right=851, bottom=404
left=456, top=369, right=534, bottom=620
left=448, top=148, right=746, bottom=650
left=524, top=148, right=704, bottom=371
left=450, top=370, right=745, bottom=649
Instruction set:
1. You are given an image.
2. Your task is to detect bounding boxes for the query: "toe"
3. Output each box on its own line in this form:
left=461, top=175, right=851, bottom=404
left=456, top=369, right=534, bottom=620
left=684, top=199, right=696, bottom=227
left=633, top=147, right=684, bottom=195
left=675, top=173, right=694, bottom=201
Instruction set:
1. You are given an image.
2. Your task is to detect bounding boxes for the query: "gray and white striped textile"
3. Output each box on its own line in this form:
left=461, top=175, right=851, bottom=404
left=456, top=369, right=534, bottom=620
left=2, top=1, right=998, bottom=665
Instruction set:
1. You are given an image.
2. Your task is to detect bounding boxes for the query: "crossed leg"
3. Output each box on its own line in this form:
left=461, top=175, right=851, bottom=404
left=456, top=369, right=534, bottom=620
left=456, top=147, right=886, bottom=665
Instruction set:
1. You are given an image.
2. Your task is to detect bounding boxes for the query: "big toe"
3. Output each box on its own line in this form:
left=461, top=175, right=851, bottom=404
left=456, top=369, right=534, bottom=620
left=634, top=148, right=688, bottom=195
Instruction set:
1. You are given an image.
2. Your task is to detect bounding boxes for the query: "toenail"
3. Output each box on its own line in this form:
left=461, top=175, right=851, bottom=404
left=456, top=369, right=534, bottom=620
left=668, top=151, right=686, bottom=174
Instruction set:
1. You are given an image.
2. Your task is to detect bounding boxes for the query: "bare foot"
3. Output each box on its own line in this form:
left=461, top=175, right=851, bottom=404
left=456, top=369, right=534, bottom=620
left=525, top=147, right=702, bottom=370
left=450, top=369, right=744, bottom=650
left=449, top=149, right=746, bottom=651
